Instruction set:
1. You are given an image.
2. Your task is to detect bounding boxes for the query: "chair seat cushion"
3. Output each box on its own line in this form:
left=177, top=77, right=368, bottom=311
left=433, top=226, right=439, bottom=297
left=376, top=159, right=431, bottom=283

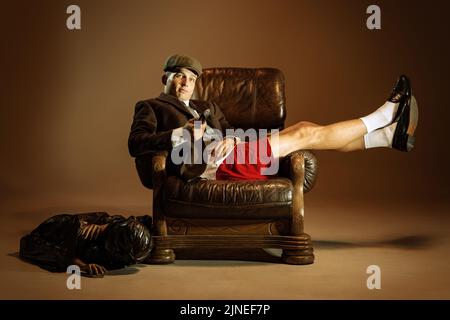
left=162, top=176, right=293, bottom=219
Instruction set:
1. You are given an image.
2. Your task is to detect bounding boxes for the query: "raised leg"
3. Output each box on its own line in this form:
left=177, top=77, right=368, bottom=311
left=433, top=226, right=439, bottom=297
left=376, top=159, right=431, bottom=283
left=336, top=136, right=365, bottom=152
left=270, top=119, right=368, bottom=158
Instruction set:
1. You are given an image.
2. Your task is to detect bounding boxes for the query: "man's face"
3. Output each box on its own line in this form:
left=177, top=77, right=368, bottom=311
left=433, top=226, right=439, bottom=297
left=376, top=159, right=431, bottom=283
left=164, top=67, right=198, bottom=101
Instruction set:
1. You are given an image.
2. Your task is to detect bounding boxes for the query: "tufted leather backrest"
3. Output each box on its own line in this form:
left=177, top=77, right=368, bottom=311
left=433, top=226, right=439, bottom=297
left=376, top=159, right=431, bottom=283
left=194, top=68, right=286, bottom=130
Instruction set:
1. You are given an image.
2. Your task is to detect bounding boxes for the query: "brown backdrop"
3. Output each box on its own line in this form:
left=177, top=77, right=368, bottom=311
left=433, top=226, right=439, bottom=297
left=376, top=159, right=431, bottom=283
left=1, top=0, right=449, bottom=213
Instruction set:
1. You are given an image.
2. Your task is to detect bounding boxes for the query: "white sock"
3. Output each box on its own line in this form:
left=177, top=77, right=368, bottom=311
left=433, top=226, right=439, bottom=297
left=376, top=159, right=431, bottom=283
left=364, top=122, right=397, bottom=149
left=360, top=101, right=399, bottom=133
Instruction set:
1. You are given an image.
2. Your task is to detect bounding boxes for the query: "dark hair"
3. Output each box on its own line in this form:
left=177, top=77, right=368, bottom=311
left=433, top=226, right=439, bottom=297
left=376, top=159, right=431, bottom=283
left=103, top=216, right=152, bottom=267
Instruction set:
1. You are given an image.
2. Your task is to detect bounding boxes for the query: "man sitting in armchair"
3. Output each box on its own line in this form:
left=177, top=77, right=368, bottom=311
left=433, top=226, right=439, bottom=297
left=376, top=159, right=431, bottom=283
left=128, top=54, right=419, bottom=182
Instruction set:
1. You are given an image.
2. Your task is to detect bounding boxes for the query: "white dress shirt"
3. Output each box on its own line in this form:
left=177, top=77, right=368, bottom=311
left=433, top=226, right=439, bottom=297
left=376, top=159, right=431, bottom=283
left=170, top=100, right=238, bottom=180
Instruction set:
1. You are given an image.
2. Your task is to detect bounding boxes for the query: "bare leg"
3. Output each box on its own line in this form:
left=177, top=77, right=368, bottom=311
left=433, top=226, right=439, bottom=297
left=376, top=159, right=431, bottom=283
left=336, top=137, right=365, bottom=152
left=285, top=121, right=365, bottom=152
left=267, top=76, right=420, bottom=158
left=269, top=119, right=368, bottom=158
left=281, top=121, right=320, bottom=133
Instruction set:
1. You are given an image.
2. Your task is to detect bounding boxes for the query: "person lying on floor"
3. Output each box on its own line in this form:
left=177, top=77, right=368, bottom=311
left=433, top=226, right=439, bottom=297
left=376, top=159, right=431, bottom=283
left=128, top=54, right=419, bottom=182
left=19, top=212, right=153, bottom=277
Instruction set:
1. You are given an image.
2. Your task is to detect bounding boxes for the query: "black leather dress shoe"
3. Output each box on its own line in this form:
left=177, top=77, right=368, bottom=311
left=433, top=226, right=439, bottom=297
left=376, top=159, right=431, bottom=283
left=388, top=75, right=411, bottom=123
left=388, top=75, right=410, bottom=102
left=392, top=95, right=419, bottom=152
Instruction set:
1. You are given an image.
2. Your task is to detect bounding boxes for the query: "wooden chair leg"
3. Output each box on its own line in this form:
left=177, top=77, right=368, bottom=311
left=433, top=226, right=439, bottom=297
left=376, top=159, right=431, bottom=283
left=281, top=231, right=314, bottom=265
left=148, top=217, right=175, bottom=264
left=147, top=248, right=175, bottom=264
left=281, top=247, right=314, bottom=265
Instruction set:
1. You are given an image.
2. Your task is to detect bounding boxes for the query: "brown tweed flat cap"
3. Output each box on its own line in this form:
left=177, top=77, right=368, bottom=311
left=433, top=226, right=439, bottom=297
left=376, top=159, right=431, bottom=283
left=163, top=54, right=203, bottom=77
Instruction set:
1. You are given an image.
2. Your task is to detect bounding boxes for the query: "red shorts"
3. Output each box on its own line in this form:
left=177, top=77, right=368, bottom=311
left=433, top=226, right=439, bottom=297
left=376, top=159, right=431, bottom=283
left=216, top=138, right=275, bottom=180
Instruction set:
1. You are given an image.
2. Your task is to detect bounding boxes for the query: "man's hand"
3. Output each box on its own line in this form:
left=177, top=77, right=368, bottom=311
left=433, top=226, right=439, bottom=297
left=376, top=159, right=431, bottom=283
left=211, top=137, right=236, bottom=160
left=184, top=118, right=206, bottom=141
left=79, top=223, right=108, bottom=241
left=81, top=263, right=108, bottom=277
left=73, top=258, right=108, bottom=278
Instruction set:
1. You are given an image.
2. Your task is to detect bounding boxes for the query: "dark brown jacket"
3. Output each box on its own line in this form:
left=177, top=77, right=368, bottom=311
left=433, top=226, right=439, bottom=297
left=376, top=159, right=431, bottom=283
left=128, top=93, right=232, bottom=182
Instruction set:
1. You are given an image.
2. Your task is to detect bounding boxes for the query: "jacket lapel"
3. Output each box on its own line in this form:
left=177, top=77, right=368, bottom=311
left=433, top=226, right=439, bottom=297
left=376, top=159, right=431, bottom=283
left=156, top=92, right=209, bottom=116
left=156, top=93, right=194, bottom=117
left=189, top=100, right=209, bottom=116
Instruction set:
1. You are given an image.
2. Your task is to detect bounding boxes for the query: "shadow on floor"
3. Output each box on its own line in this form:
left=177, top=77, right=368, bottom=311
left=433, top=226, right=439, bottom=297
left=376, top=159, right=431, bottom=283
left=313, top=235, right=436, bottom=250
left=174, top=248, right=283, bottom=265
left=8, top=234, right=437, bottom=270
left=8, top=251, right=143, bottom=276
left=171, top=234, right=437, bottom=265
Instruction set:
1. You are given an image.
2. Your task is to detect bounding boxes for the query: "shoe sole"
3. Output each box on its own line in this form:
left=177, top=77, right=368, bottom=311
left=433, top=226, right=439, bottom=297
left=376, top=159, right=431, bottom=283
left=407, top=95, right=419, bottom=136
left=406, top=95, right=419, bottom=151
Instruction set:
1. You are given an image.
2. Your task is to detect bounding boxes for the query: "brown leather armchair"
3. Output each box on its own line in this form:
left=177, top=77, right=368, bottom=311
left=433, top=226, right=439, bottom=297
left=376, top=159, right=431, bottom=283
left=136, top=68, right=319, bottom=265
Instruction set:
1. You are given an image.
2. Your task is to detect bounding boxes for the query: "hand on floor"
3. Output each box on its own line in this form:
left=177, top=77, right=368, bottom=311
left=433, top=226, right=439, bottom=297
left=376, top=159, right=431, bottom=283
left=80, top=263, right=108, bottom=278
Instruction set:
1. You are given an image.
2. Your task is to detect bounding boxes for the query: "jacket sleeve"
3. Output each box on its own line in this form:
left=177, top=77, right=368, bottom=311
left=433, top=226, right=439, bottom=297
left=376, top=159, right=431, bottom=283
left=211, top=102, right=233, bottom=134
left=128, top=101, right=174, bottom=157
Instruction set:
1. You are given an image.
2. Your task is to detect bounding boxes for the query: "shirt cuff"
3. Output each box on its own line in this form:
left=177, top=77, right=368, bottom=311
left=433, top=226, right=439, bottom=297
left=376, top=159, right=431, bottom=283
left=224, top=135, right=241, bottom=145
left=171, top=127, right=187, bottom=148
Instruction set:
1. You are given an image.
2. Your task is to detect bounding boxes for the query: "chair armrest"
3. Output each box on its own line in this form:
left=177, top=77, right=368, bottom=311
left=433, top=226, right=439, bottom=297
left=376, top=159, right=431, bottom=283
left=135, top=151, right=168, bottom=189
left=152, top=151, right=168, bottom=186
left=278, top=150, right=318, bottom=193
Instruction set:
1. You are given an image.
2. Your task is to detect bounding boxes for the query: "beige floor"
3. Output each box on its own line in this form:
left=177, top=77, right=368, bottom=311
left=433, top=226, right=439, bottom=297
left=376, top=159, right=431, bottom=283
left=1, top=196, right=449, bottom=300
